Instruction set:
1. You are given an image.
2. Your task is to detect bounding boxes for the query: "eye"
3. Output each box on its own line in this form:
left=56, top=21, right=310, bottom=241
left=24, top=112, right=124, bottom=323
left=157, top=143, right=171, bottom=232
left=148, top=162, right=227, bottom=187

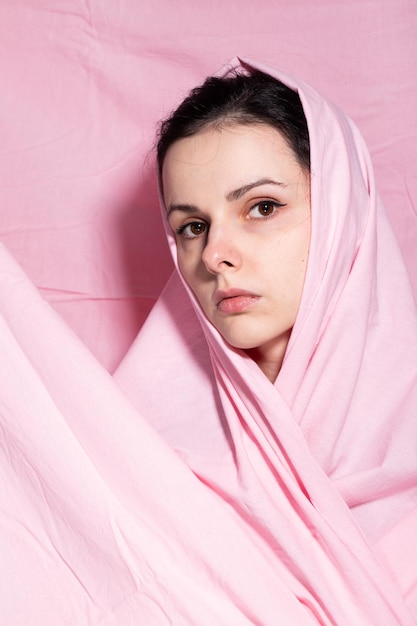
left=176, top=221, right=208, bottom=239
left=248, top=200, right=286, bottom=219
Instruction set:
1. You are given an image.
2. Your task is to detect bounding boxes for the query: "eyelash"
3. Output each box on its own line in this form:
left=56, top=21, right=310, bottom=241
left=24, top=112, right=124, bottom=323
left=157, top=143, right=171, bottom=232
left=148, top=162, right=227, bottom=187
left=175, top=200, right=286, bottom=239
left=176, top=222, right=207, bottom=238
left=248, top=199, right=286, bottom=219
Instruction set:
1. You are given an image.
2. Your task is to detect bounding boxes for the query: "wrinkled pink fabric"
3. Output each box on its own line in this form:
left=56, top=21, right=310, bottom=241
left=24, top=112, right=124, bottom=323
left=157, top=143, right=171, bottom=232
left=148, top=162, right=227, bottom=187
left=116, top=58, right=417, bottom=622
left=1, top=52, right=416, bottom=624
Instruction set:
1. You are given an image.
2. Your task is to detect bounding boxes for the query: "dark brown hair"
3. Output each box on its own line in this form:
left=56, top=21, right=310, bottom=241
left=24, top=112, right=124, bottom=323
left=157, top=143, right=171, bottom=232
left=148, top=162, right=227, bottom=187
left=156, top=70, right=310, bottom=184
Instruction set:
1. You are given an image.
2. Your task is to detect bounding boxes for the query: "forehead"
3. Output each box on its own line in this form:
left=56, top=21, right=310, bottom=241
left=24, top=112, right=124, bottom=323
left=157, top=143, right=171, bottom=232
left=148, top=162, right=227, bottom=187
left=162, top=123, right=303, bottom=201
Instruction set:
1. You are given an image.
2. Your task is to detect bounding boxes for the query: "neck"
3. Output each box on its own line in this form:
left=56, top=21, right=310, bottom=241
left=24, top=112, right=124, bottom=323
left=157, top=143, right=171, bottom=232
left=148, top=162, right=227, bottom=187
left=245, top=330, right=291, bottom=383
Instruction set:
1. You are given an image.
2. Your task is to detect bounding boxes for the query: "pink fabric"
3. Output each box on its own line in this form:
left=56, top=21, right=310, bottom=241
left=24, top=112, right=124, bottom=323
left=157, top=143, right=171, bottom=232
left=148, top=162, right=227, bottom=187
left=0, top=2, right=416, bottom=623
left=116, top=57, right=417, bottom=622
left=1, top=244, right=323, bottom=625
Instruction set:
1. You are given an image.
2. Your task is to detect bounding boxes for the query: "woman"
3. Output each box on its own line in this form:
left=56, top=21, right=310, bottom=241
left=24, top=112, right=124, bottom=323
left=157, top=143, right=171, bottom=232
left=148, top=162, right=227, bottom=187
left=160, top=70, right=311, bottom=383
left=117, top=57, right=417, bottom=622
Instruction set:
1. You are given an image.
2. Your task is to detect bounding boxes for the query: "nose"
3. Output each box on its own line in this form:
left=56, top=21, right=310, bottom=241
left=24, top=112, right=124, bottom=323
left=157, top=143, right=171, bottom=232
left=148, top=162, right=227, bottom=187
left=201, top=223, right=242, bottom=274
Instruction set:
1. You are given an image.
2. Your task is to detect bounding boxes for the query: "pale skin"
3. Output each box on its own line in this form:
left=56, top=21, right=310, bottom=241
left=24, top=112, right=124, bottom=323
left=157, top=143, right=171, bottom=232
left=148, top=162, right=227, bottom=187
left=163, top=123, right=311, bottom=382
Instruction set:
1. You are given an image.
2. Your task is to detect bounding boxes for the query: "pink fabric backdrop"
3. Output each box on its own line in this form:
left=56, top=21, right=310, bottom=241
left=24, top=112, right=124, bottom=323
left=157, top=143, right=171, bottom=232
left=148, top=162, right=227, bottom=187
left=1, top=0, right=416, bottom=372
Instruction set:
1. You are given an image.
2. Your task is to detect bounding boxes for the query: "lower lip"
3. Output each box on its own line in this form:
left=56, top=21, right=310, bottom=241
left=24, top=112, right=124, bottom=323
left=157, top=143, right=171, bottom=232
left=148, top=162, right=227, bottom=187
left=217, top=295, right=259, bottom=314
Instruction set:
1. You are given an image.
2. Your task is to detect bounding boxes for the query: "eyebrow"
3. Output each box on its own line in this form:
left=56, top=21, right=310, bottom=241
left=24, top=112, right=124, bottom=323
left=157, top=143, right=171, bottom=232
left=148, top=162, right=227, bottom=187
left=167, top=177, right=285, bottom=216
left=225, top=177, right=286, bottom=202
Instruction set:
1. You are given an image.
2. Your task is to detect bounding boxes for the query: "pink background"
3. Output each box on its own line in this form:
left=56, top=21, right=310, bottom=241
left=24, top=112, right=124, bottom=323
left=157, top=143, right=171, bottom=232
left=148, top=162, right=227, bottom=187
left=1, top=0, right=416, bottom=372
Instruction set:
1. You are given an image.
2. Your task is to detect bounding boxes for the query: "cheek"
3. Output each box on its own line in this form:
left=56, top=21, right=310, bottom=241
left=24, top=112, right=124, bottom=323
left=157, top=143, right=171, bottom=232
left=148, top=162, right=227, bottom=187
left=268, top=224, right=310, bottom=296
left=177, top=240, right=208, bottom=274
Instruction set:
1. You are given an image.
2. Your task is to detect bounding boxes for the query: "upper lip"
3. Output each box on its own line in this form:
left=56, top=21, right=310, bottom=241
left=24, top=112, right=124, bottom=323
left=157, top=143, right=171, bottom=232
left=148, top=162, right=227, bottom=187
left=214, top=287, right=259, bottom=307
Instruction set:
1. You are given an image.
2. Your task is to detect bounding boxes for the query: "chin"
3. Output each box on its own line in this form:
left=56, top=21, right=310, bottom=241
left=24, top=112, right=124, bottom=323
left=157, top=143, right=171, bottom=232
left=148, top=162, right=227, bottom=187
left=220, top=331, right=266, bottom=351
left=217, top=324, right=293, bottom=359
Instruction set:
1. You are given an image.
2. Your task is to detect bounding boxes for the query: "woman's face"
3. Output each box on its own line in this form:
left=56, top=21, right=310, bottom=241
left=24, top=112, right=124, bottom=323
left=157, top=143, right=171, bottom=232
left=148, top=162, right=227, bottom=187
left=163, top=123, right=311, bottom=377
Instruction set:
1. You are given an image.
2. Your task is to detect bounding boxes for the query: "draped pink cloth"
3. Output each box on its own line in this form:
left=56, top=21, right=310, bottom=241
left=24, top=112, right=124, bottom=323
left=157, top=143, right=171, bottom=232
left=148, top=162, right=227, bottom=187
left=116, top=57, right=417, bottom=621
left=1, top=53, right=417, bottom=625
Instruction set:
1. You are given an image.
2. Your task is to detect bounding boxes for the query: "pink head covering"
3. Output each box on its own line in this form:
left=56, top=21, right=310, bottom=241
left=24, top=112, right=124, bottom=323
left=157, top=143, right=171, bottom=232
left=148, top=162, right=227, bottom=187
left=117, top=57, right=417, bottom=621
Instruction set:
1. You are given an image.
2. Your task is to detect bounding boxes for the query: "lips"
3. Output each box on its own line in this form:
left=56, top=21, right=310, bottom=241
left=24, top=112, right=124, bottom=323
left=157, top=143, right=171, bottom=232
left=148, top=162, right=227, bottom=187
left=214, top=288, right=260, bottom=314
